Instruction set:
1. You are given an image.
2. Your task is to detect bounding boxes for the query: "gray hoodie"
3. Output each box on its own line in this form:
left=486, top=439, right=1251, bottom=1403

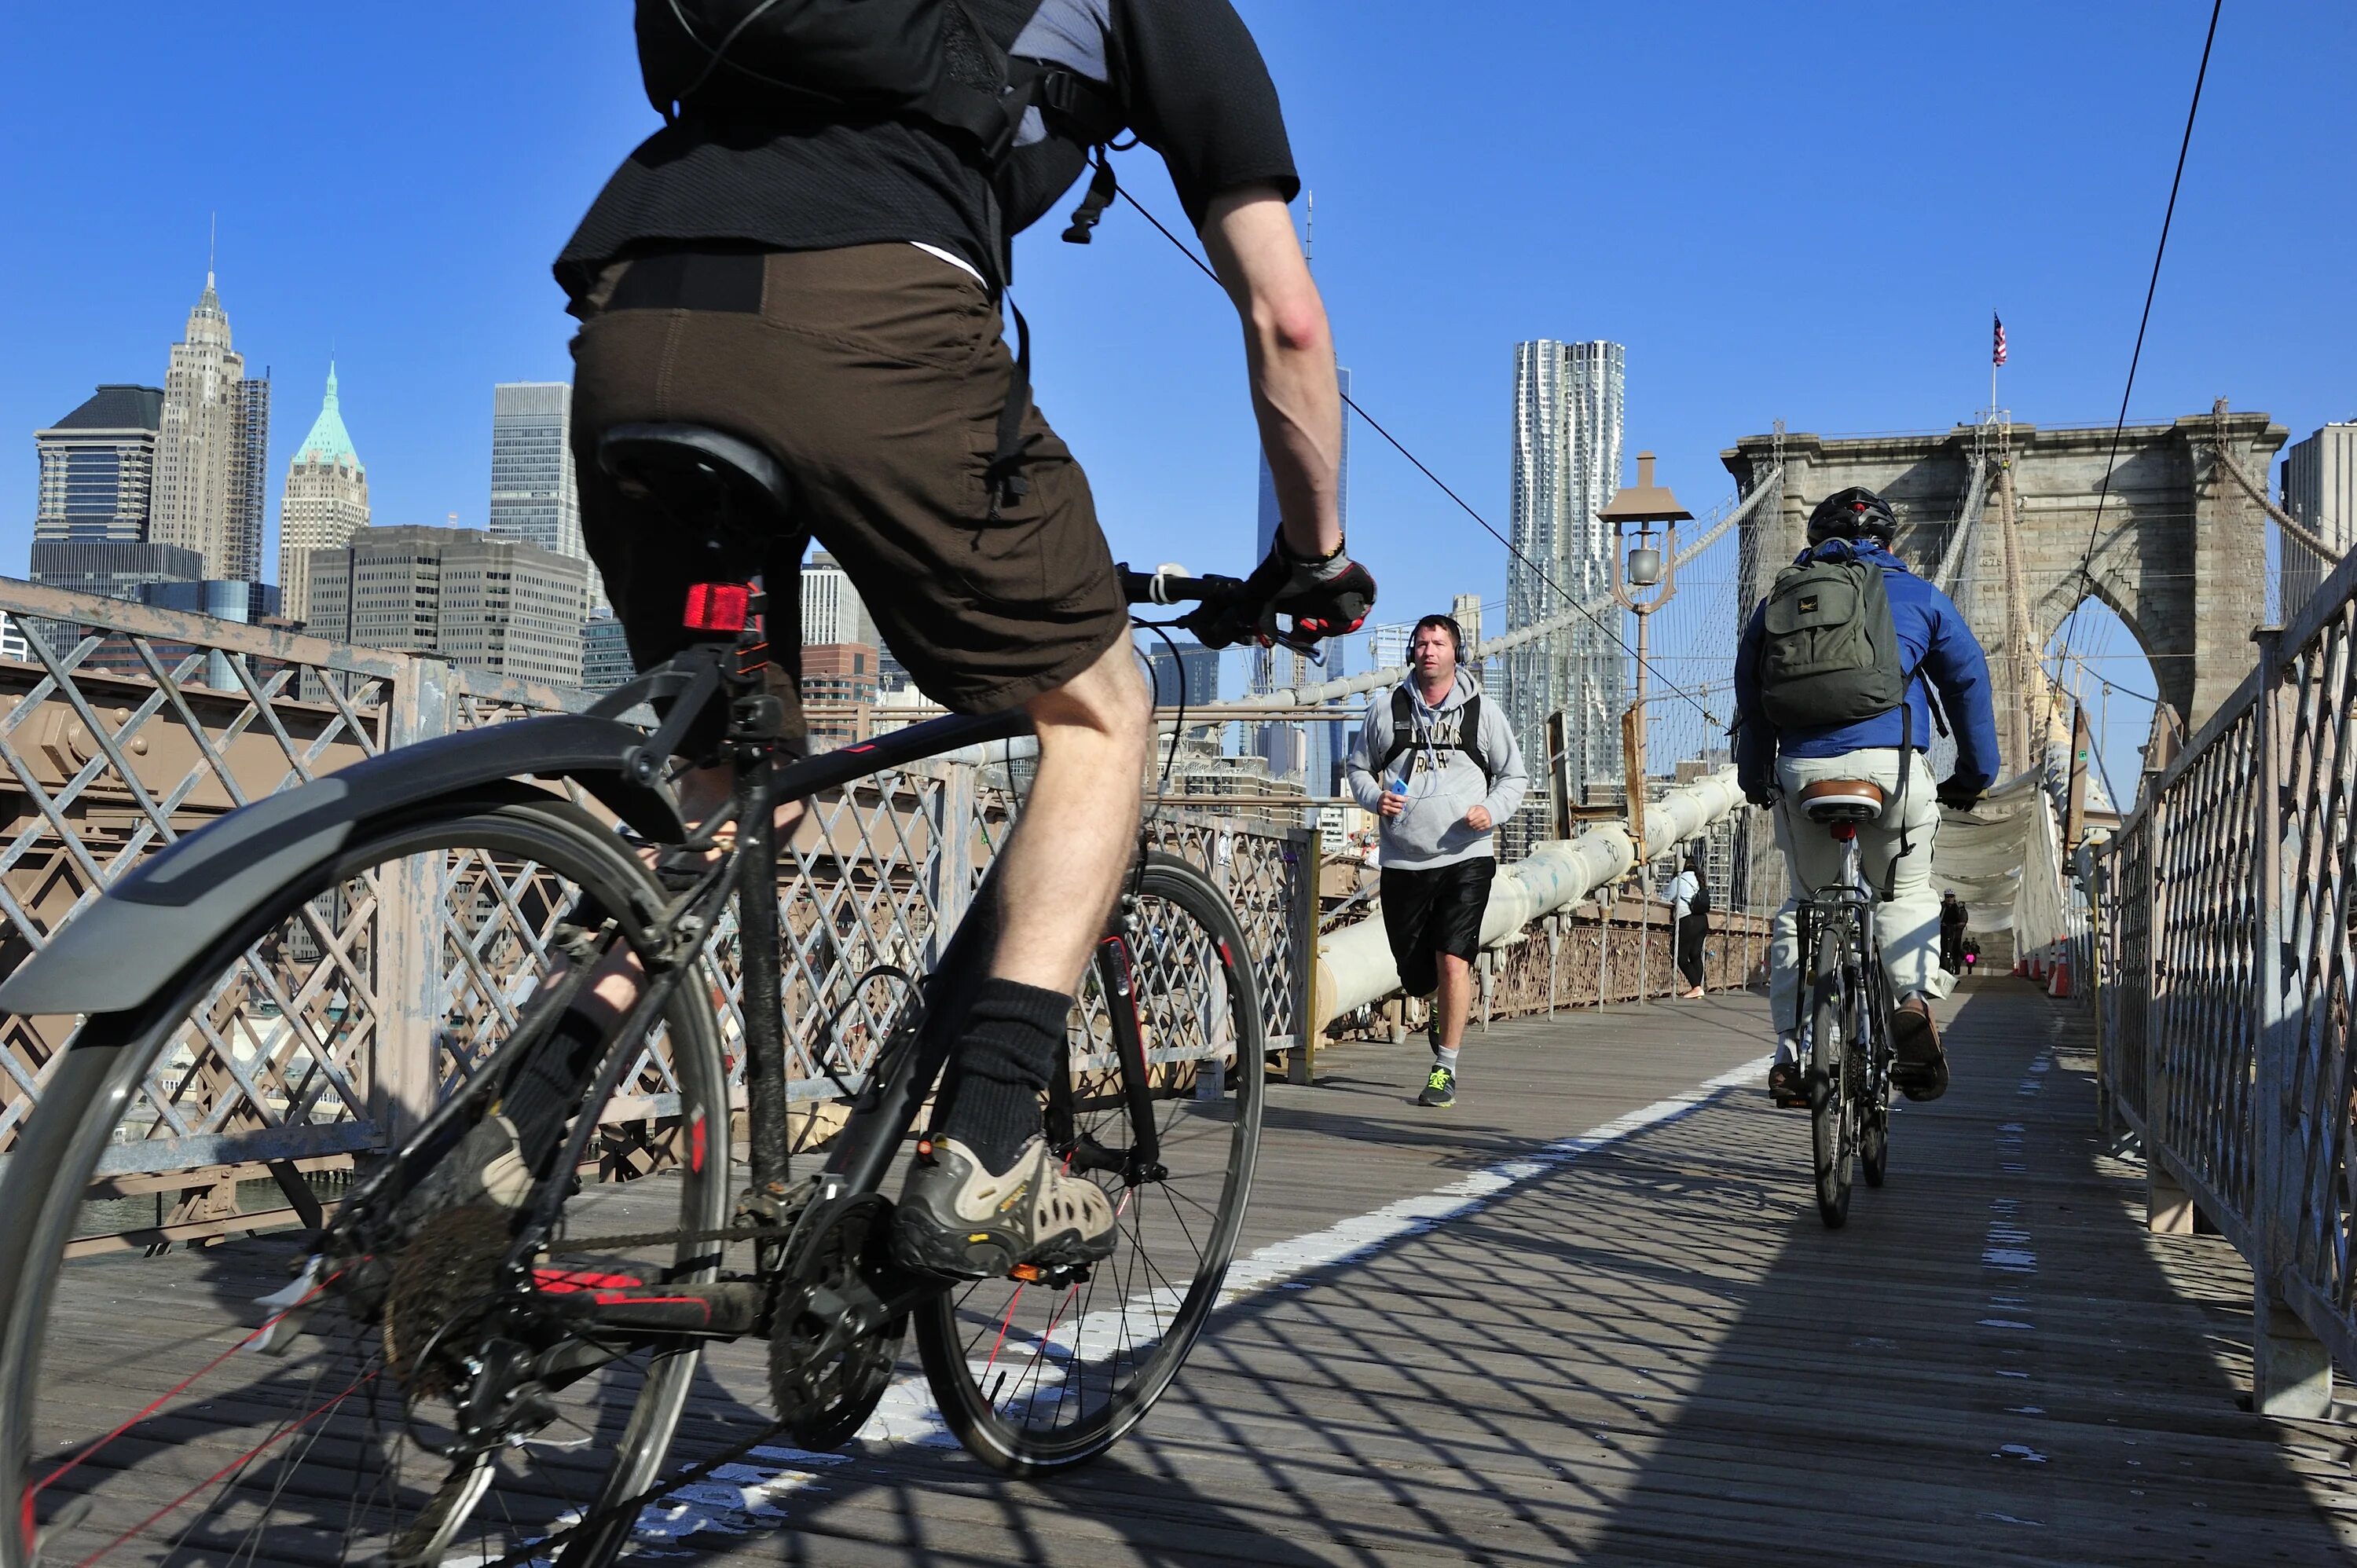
left=1347, top=672, right=1529, bottom=870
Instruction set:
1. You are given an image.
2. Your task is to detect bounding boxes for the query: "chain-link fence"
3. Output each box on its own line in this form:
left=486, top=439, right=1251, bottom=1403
left=2086, top=545, right=2357, bottom=1413
left=0, top=581, right=1311, bottom=1247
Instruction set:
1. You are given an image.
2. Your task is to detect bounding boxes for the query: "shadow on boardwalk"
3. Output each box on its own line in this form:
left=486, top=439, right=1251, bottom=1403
left=21, top=982, right=2354, bottom=1565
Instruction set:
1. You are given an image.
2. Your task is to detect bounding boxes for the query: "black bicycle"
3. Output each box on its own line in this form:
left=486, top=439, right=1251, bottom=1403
left=0, top=423, right=1288, bottom=1566
left=1786, top=777, right=1898, bottom=1228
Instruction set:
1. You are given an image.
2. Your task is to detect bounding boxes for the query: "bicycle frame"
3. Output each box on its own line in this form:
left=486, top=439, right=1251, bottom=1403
left=513, top=639, right=1169, bottom=1339
left=1791, top=822, right=1895, bottom=1073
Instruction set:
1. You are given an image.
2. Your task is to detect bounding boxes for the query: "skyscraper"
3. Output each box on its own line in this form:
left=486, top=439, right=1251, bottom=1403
left=277, top=364, right=370, bottom=625
left=228, top=374, right=270, bottom=584
left=27, top=540, right=203, bottom=600
left=581, top=614, right=636, bottom=693
left=34, top=385, right=164, bottom=544
left=1504, top=339, right=1625, bottom=808
left=305, top=524, right=589, bottom=686
left=1144, top=639, right=1220, bottom=707
left=489, top=383, right=592, bottom=599
left=151, top=271, right=261, bottom=581
left=2280, top=423, right=2357, bottom=618
left=801, top=551, right=876, bottom=645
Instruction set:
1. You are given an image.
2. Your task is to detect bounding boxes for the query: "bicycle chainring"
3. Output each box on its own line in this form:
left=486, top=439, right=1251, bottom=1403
left=768, top=1194, right=904, bottom=1451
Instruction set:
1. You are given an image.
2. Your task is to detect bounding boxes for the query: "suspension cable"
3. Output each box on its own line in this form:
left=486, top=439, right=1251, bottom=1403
left=2050, top=0, right=2223, bottom=671
left=1112, top=185, right=1725, bottom=727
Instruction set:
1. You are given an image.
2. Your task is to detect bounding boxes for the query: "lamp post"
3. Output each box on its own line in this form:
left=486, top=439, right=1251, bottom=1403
left=1599, top=451, right=1692, bottom=867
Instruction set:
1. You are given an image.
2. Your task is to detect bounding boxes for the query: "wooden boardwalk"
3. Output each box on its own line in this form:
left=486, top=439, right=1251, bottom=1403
left=612, top=978, right=2352, bottom=1566
left=27, top=979, right=2357, bottom=1564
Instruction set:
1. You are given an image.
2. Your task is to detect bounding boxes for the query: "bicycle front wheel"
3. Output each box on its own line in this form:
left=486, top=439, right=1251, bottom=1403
left=0, top=793, right=731, bottom=1568
left=1809, top=923, right=1854, bottom=1229
left=915, top=852, right=1266, bottom=1475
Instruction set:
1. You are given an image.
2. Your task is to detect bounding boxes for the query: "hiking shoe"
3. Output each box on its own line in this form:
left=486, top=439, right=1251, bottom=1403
left=1417, top=1064, right=1457, bottom=1108
left=1890, top=995, right=1949, bottom=1103
left=391, top=1114, right=533, bottom=1231
left=1767, top=1059, right=1808, bottom=1108
left=893, top=1135, right=1116, bottom=1280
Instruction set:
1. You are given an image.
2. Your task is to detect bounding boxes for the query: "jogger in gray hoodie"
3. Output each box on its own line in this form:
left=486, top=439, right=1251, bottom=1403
left=1346, top=614, right=1527, bottom=1107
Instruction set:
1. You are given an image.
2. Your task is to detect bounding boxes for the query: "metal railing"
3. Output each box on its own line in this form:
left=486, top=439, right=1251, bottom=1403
left=0, top=580, right=1311, bottom=1244
left=1472, top=899, right=1770, bottom=1024
left=2089, top=540, right=2357, bottom=1415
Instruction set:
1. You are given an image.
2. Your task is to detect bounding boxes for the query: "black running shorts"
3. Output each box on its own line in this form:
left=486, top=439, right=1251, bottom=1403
left=1380, top=858, right=1497, bottom=998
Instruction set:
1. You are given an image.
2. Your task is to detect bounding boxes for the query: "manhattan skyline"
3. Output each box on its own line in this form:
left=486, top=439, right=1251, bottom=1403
left=3, top=1, right=2351, bottom=721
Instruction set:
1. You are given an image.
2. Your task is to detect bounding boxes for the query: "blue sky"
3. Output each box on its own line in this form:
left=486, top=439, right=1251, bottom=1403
left=5, top=2, right=2351, bottom=777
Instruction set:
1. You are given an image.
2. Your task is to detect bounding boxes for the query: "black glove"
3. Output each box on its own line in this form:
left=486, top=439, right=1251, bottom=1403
left=1743, top=783, right=1778, bottom=810
left=1937, top=775, right=1987, bottom=812
left=1182, top=535, right=1376, bottom=651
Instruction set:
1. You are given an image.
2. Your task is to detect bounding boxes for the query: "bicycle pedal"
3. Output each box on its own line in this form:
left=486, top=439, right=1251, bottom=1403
left=1009, top=1261, right=1091, bottom=1288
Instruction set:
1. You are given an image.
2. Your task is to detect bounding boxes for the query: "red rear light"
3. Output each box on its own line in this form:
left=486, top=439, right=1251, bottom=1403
left=684, top=582, right=752, bottom=632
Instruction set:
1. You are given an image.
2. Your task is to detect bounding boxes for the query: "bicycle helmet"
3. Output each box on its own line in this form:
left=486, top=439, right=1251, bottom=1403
left=1806, top=486, right=1899, bottom=545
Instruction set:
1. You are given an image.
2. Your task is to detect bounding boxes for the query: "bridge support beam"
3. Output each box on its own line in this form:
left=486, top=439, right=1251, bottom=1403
left=2146, top=1161, right=2196, bottom=1236
left=2253, top=1291, right=2333, bottom=1419
left=1725, top=413, right=2289, bottom=781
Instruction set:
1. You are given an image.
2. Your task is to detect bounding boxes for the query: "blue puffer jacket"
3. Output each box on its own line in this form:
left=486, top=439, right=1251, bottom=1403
left=1733, top=538, right=2001, bottom=797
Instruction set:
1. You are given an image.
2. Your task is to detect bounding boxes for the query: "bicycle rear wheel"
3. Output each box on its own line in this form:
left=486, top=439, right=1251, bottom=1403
left=0, top=793, right=730, bottom=1568
left=1860, top=963, right=1893, bottom=1189
left=915, top=852, right=1265, bottom=1475
left=1809, top=924, right=1854, bottom=1229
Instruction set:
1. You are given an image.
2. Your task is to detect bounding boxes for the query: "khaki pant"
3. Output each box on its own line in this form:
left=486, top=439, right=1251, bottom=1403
left=1768, top=748, right=1948, bottom=1035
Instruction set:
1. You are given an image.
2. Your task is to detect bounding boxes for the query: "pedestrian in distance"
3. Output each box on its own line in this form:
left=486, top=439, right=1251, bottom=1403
left=1670, top=851, right=1710, bottom=998
left=1939, top=889, right=1970, bottom=974
left=1347, top=614, right=1527, bottom=1109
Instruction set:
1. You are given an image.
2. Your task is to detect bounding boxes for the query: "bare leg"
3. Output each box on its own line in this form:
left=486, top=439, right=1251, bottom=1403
left=1436, top=954, right=1474, bottom=1055
left=991, top=639, right=1153, bottom=988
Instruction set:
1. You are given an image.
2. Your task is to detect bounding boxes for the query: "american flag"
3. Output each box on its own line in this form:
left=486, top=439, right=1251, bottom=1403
left=1992, top=313, right=2008, bottom=367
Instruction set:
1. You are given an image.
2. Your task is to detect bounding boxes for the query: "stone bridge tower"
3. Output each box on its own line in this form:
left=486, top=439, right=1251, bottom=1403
left=1722, top=409, right=2286, bottom=780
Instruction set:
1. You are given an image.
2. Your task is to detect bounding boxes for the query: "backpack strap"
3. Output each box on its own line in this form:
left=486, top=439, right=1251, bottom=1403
left=1380, top=686, right=1415, bottom=774
left=1377, top=687, right=1497, bottom=789
left=984, top=302, right=1037, bottom=512
left=1458, top=693, right=1494, bottom=789
left=1061, top=148, right=1120, bottom=244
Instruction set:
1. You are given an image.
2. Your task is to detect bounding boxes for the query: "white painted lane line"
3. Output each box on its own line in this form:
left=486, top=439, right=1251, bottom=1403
left=613, top=1052, right=1776, bottom=1552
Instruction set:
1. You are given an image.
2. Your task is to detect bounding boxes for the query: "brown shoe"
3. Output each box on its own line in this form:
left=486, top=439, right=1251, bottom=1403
left=1890, top=995, right=1948, bottom=1102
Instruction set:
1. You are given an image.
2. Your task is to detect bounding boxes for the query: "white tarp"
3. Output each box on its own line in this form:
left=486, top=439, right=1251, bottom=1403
left=1932, top=770, right=2069, bottom=949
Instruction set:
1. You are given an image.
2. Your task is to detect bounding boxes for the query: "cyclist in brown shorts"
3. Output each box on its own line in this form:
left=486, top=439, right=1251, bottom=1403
left=541, top=0, right=1375, bottom=1277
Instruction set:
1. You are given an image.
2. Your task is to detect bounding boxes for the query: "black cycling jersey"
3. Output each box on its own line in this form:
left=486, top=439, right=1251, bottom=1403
left=555, top=0, right=1300, bottom=306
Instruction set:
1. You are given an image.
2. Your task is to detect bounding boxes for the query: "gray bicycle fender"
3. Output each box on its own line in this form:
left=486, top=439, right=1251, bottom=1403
left=0, top=715, right=681, bottom=1018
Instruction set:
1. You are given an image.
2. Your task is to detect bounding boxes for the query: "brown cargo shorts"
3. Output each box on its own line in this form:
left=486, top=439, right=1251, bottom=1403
left=568, top=244, right=1129, bottom=746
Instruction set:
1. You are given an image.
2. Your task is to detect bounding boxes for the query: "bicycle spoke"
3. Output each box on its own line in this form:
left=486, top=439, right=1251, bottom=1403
left=5, top=804, right=731, bottom=1567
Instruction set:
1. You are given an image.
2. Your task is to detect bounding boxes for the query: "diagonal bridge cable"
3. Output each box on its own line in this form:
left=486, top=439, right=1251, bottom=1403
left=2050, top=0, right=2223, bottom=672
left=1112, top=185, right=1726, bottom=727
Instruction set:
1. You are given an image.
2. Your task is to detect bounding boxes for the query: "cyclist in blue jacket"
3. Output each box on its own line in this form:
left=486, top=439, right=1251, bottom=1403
left=1733, top=488, right=2000, bottom=1104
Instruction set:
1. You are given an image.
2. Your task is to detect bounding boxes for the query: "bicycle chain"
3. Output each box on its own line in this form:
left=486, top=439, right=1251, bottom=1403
left=544, top=1222, right=775, bottom=1255
left=471, top=1220, right=795, bottom=1566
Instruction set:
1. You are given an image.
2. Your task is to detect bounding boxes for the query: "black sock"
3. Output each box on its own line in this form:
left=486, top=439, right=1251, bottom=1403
left=937, top=978, right=1071, bottom=1174
left=497, top=1009, right=610, bottom=1174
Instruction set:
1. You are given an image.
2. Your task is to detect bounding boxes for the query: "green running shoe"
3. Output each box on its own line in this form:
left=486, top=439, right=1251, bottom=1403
left=1417, top=1064, right=1457, bottom=1108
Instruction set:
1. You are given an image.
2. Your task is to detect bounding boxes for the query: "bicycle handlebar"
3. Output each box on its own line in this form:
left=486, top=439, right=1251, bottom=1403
left=1117, top=566, right=1244, bottom=606
left=1116, top=562, right=1334, bottom=655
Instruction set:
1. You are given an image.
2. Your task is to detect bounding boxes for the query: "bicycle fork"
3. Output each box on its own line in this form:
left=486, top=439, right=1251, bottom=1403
left=1047, top=920, right=1164, bottom=1185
